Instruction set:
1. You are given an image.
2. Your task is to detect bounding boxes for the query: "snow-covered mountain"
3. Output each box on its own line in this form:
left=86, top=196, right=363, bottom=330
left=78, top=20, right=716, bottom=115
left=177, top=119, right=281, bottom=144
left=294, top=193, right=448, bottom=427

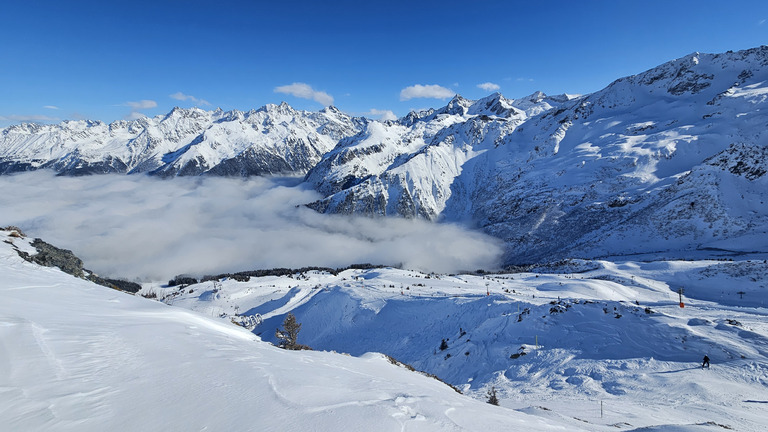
left=304, top=92, right=574, bottom=219
left=0, top=103, right=365, bottom=176
left=3, top=46, right=768, bottom=265
left=306, top=46, right=768, bottom=263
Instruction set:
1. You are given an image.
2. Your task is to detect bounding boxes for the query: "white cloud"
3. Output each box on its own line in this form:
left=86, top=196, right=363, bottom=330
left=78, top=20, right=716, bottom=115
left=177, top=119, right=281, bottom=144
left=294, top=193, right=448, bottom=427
left=0, top=114, right=60, bottom=123
left=169, top=92, right=210, bottom=106
left=759, top=19, right=766, bottom=26
left=399, top=84, right=455, bottom=101
left=122, top=100, right=158, bottom=120
left=125, top=112, right=148, bottom=120
left=274, top=83, right=334, bottom=106
left=0, top=172, right=504, bottom=280
left=124, top=100, right=158, bottom=110
left=43, top=105, right=60, bottom=110
left=367, top=109, right=398, bottom=121
left=477, top=82, right=500, bottom=92
left=516, top=77, right=535, bottom=82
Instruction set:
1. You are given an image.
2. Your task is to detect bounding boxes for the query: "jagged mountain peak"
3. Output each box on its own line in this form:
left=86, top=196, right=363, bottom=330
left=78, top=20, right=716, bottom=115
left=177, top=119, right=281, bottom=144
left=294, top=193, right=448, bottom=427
left=468, top=92, right=521, bottom=118
left=320, top=105, right=343, bottom=115
left=162, top=106, right=210, bottom=121
left=257, top=101, right=298, bottom=115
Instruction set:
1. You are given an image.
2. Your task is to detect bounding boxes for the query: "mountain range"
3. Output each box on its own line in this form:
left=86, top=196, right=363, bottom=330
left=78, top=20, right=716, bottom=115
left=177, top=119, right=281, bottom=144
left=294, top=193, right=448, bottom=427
left=0, top=103, right=364, bottom=176
left=3, top=46, right=767, bottom=265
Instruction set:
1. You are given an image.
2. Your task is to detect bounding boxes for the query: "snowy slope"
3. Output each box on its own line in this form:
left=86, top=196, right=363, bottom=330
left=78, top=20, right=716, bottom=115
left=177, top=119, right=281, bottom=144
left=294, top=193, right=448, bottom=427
left=144, top=258, right=768, bottom=431
left=306, top=46, right=768, bottom=263
left=472, top=47, right=768, bottom=263
left=0, top=229, right=579, bottom=432
left=0, top=104, right=364, bottom=177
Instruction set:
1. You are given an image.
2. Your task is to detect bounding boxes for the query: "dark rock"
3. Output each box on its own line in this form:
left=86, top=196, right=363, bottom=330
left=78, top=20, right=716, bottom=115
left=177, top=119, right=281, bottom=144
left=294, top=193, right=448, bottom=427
left=27, top=238, right=84, bottom=278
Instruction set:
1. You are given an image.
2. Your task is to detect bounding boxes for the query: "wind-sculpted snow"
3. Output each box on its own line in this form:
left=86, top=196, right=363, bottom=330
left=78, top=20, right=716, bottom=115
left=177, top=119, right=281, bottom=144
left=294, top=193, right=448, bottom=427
left=0, top=103, right=365, bottom=177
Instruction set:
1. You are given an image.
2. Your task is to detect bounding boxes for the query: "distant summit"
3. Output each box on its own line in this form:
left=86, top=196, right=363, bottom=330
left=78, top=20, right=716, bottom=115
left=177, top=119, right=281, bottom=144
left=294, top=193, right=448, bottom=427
left=0, top=103, right=365, bottom=176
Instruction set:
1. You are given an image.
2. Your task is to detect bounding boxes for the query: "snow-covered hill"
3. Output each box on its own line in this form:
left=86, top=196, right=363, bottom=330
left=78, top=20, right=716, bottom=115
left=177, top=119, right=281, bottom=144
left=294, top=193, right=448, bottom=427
left=140, top=251, right=768, bottom=431
left=1, top=228, right=579, bottom=432
left=306, top=46, right=768, bottom=263
left=0, top=103, right=364, bottom=176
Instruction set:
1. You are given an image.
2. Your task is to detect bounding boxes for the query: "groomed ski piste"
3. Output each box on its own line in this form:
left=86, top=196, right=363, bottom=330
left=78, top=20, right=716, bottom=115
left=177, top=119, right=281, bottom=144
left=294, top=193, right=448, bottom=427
left=3, top=228, right=768, bottom=431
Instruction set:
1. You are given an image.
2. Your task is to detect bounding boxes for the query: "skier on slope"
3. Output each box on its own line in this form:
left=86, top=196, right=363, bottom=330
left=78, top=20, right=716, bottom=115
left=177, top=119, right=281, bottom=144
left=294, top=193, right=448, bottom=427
left=702, top=355, right=710, bottom=369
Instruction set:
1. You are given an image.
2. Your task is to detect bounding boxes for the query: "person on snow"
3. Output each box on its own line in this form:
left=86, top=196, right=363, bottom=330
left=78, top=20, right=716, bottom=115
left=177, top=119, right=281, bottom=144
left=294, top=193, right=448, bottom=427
left=702, top=355, right=710, bottom=369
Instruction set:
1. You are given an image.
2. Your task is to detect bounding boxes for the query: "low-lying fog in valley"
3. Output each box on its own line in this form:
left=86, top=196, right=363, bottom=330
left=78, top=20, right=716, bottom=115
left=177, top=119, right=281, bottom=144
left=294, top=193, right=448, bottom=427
left=0, top=171, right=504, bottom=280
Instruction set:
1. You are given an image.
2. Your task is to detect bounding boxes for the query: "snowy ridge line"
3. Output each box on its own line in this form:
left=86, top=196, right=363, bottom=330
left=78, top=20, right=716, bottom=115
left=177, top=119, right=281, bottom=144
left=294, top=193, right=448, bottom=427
left=2, top=226, right=141, bottom=293
left=0, top=103, right=366, bottom=177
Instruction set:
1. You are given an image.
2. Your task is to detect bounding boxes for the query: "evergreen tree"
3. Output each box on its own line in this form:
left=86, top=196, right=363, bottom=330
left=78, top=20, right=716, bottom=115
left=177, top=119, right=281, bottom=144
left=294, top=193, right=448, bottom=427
left=486, top=386, right=499, bottom=406
left=275, top=313, right=310, bottom=350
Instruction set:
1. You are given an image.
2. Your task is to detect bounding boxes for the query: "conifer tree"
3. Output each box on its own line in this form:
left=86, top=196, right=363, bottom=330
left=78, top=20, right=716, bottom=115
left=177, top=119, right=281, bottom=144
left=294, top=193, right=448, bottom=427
left=275, top=313, right=310, bottom=350
left=486, top=386, right=499, bottom=406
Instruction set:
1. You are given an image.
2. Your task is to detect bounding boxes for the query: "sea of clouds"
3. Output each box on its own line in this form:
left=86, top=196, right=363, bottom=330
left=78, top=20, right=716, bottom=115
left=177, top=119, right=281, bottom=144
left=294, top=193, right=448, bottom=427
left=0, top=171, right=503, bottom=281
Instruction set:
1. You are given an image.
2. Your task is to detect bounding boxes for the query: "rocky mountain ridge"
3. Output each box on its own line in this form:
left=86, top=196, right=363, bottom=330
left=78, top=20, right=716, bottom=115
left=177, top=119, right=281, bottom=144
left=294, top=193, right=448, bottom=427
left=304, top=46, right=768, bottom=263
left=0, top=103, right=365, bottom=176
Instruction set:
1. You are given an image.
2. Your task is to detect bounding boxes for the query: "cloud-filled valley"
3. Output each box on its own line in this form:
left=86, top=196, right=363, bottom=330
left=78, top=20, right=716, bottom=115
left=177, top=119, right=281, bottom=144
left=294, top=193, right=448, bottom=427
left=0, top=171, right=503, bottom=281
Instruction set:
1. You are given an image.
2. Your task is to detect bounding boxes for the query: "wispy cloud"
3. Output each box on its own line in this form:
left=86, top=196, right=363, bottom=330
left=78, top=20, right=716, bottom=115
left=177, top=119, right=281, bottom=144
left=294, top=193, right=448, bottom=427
left=122, top=99, right=157, bottom=120
left=0, top=114, right=60, bottom=123
left=516, top=77, right=535, bottom=82
left=43, top=105, right=60, bottom=110
left=760, top=19, right=766, bottom=26
left=124, top=100, right=158, bottom=110
left=400, top=84, right=455, bottom=101
left=477, top=82, right=500, bottom=92
left=169, top=92, right=210, bottom=106
left=274, top=83, right=334, bottom=106
left=125, top=112, right=148, bottom=120
left=0, top=172, right=503, bottom=280
left=367, top=109, right=397, bottom=121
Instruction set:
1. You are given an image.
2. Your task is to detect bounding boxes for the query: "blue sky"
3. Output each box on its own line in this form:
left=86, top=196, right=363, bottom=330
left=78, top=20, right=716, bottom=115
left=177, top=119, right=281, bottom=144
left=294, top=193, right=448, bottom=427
left=1, top=0, right=767, bottom=126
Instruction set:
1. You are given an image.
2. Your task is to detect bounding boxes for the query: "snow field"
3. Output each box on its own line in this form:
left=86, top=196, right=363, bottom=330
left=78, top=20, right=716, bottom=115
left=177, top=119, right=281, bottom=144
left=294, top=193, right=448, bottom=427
left=143, top=260, right=768, bottom=431
left=1, top=232, right=580, bottom=431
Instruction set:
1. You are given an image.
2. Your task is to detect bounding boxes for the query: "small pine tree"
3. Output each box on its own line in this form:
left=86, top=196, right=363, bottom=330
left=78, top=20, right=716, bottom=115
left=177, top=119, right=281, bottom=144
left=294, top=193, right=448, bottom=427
left=486, top=386, right=499, bottom=406
left=275, top=313, right=310, bottom=350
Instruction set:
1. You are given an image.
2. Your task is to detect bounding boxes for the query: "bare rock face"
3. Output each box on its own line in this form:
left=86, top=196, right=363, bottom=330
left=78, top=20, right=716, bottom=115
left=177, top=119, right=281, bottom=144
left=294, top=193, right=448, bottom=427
left=13, top=236, right=141, bottom=293
left=26, top=238, right=85, bottom=278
